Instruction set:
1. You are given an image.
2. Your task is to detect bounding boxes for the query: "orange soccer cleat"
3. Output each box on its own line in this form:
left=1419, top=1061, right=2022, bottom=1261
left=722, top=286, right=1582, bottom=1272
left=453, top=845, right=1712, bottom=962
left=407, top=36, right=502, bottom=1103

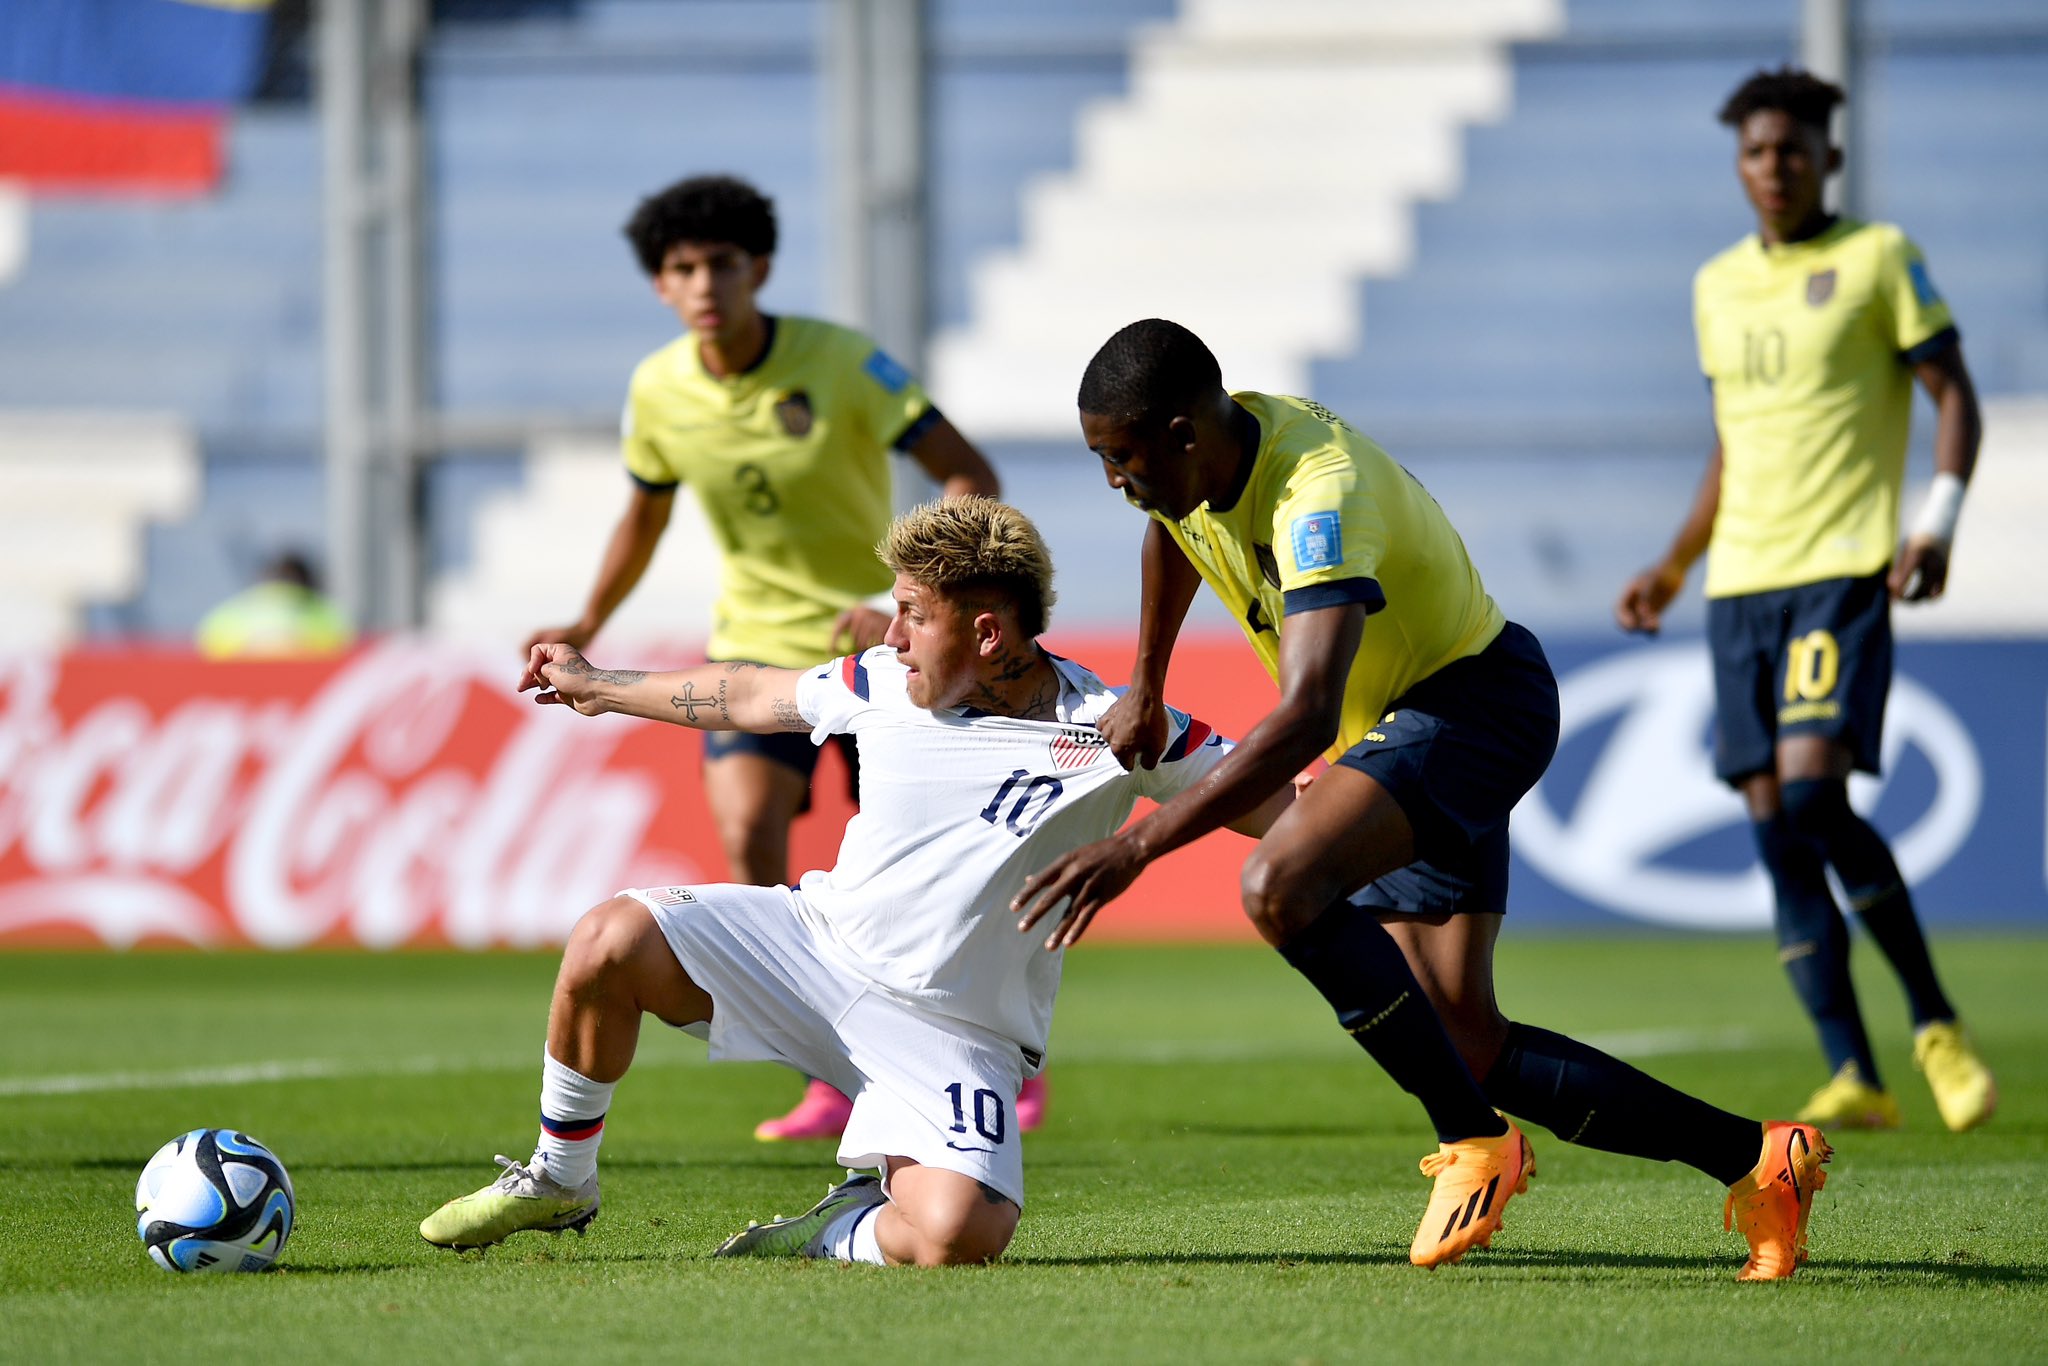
left=1724, top=1120, right=1833, bottom=1281
left=1410, top=1120, right=1534, bottom=1269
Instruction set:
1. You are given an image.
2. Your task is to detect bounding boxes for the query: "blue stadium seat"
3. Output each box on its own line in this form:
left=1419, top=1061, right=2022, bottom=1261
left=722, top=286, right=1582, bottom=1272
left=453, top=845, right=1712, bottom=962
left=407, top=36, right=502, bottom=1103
left=1312, top=11, right=2048, bottom=440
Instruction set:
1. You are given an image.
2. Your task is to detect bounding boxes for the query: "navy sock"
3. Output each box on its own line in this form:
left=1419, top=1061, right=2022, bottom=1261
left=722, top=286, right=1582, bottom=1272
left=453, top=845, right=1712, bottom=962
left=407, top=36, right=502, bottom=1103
left=1781, top=778, right=1956, bottom=1027
left=1753, top=813, right=1881, bottom=1085
left=1480, top=1023, right=1759, bottom=1186
left=1277, top=905, right=1507, bottom=1143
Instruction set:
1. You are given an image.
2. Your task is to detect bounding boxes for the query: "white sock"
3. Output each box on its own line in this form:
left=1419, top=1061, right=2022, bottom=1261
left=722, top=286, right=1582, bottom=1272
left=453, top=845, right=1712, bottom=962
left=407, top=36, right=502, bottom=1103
left=533, top=1048, right=615, bottom=1187
left=818, top=1199, right=889, bottom=1265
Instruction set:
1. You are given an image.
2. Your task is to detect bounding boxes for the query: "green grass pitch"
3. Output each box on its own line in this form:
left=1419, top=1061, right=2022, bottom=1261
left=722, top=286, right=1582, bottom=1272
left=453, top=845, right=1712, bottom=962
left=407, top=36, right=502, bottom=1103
left=5, top=935, right=2044, bottom=1364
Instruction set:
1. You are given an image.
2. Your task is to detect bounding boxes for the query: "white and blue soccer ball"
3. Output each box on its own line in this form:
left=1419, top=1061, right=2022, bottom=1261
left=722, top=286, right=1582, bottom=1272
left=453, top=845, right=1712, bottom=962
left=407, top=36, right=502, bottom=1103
left=135, top=1129, right=296, bottom=1273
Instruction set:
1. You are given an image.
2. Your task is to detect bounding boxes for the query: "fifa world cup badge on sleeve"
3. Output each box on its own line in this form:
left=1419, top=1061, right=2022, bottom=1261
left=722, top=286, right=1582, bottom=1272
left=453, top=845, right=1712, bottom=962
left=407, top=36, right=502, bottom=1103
left=1291, top=512, right=1343, bottom=571
left=864, top=350, right=911, bottom=393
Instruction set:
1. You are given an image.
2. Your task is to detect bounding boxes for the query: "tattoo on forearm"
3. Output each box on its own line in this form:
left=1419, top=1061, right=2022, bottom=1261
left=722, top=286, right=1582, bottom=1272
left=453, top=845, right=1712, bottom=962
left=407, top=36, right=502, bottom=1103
left=670, top=682, right=718, bottom=722
left=721, top=660, right=766, bottom=674
left=771, top=695, right=804, bottom=730
left=555, top=654, right=644, bottom=687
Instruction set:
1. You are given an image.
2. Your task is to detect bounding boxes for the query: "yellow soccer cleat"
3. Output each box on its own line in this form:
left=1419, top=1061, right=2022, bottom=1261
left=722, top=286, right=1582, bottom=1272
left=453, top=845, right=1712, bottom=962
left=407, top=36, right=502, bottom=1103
left=420, top=1155, right=600, bottom=1250
left=1795, top=1062, right=1901, bottom=1130
left=1914, top=1021, right=1997, bottom=1132
left=1725, top=1121, right=1831, bottom=1281
left=1409, top=1121, right=1533, bottom=1269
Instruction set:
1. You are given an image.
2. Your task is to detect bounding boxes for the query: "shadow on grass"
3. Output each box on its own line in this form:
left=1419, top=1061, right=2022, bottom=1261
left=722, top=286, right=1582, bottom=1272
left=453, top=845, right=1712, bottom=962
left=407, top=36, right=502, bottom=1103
left=1015, top=1247, right=2048, bottom=1285
left=273, top=1250, right=692, bottom=1276
left=51, top=1155, right=830, bottom=1175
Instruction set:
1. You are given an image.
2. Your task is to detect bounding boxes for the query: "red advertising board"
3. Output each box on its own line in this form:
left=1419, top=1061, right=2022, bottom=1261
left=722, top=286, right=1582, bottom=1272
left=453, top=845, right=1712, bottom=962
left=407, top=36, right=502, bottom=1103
left=0, top=634, right=1277, bottom=949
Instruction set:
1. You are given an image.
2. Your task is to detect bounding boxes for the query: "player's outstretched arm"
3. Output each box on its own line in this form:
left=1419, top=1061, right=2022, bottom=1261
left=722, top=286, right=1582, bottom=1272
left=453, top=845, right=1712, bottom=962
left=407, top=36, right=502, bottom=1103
left=1616, top=439, right=1722, bottom=634
left=1101, top=519, right=1204, bottom=770
left=1892, top=340, right=1982, bottom=603
left=904, top=415, right=1002, bottom=501
left=523, top=483, right=676, bottom=654
left=1015, top=604, right=1360, bottom=949
left=520, top=643, right=807, bottom=733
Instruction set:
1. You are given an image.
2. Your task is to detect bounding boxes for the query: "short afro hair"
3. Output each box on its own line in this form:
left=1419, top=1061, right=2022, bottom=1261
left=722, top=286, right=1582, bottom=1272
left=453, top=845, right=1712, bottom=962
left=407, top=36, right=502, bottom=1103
left=623, top=174, right=777, bottom=276
left=1718, top=66, right=1845, bottom=135
left=881, top=497, right=1056, bottom=640
left=1077, top=319, right=1224, bottom=430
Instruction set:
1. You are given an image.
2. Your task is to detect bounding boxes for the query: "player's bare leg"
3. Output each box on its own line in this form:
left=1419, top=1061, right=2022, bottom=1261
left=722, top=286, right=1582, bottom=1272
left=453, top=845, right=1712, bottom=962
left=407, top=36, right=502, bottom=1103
left=715, top=1157, right=1018, bottom=1265
left=421, top=896, right=712, bottom=1248
left=1241, top=766, right=1526, bottom=1268
left=1375, top=910, right=1511, bottom=1079
left=873, top=1159, right=1019, bottom=1266
left=546, top=895, right=715, bottom=1082
left=704, top=751, right=859, bottom=1138
left=702, top=750, right=808, bottom=886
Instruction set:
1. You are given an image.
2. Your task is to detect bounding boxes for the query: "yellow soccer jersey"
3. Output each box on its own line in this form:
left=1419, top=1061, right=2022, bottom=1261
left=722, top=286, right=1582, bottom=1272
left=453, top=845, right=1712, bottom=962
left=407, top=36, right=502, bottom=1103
left=1156, top=392, right=1504, bottom=756
left=1695, top=218, right=1958, bottom=598
left=621, top=316, right=935, bottom=667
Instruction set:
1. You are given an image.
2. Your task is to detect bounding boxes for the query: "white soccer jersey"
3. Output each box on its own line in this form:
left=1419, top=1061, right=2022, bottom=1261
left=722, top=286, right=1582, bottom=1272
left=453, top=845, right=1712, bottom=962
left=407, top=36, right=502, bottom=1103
left=792, top=646, right=1234, bottom=1056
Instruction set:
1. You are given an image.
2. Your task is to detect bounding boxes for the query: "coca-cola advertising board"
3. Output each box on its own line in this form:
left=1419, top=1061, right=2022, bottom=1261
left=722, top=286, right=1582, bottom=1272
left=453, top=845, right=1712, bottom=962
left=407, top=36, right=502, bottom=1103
left=0, top=635, right=1281, bottom=949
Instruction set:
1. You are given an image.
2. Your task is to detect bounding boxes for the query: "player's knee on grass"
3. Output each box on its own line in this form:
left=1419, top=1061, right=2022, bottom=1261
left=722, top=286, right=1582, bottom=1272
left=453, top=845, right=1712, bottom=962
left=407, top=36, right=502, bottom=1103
left=886, top=1168, right=1019, bottom=1266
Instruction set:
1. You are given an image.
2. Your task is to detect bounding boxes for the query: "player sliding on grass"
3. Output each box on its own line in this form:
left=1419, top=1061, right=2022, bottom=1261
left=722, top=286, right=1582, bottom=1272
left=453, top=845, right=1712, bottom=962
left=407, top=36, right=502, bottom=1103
left=1617, top=68, right=1993, bottom=1134
left=521, top=173, right=1016, bottom=1144
left=1015, top=320, right=1830, bottom=1279
left=421, top=498, right=1282, bottom=1265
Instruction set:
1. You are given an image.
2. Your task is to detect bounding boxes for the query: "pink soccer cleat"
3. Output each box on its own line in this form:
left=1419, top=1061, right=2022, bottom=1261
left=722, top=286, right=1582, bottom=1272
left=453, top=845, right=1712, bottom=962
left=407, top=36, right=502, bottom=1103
left=753, top=1078, right=855, bottom=1142
left=1017, top=1074, right=1049, bottom=1132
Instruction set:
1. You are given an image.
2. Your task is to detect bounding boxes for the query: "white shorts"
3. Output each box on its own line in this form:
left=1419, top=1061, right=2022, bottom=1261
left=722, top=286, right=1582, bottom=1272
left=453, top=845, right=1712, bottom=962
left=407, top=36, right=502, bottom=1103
left=623, top=883, right=1028, bottom=1206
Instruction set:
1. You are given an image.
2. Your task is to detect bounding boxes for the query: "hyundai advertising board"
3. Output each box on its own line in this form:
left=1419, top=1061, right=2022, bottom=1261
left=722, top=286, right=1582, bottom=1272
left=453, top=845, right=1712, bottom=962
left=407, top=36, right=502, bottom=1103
left=1517, top=638, right=2046, bottom=929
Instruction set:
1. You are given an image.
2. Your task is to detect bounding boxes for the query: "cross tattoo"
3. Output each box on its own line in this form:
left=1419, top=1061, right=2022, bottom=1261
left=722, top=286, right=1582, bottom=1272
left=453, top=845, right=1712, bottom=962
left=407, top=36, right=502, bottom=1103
left=671, top=683, right=716, bottom=721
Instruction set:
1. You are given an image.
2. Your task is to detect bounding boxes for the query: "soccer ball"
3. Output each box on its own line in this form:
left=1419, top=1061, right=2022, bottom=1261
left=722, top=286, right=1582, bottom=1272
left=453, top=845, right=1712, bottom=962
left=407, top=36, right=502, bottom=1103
left=135, top=1129, right=296, bottom=1273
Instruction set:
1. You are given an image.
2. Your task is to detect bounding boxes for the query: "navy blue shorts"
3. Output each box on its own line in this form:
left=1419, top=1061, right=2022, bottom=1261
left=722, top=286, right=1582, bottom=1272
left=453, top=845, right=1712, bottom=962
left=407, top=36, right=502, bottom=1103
left=1334, top=621, right=1560, bottom=917
left=701, top=660, right=859, bottom=810
left=1706, top=570, right=1891, bottom=785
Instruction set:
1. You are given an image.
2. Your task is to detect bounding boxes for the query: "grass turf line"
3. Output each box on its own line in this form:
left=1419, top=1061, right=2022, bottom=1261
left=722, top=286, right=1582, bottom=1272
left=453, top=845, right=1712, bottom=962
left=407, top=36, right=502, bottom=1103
left=3, top=937, right=2044, bottom=1364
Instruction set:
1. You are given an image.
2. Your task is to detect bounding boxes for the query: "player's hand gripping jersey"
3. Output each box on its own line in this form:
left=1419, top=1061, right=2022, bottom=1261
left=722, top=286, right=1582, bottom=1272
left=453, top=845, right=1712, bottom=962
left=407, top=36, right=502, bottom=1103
left=1694, top=219, right=1959, bottom=597
left=792, top=647, right=1232, bottom=1055
left=622, top=317, right=940, bottom=666
left=1153, top=392, right=1503, bottom=756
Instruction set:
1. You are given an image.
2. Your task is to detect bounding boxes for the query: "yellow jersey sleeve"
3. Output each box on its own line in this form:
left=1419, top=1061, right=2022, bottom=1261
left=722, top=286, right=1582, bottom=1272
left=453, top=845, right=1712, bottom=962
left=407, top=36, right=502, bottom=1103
left=1877, top=228, right=1957, bottom=359
left=1269, top=445, right=1389, bottom=616
left=831, top=329, right=936, bottom=453
left=620, top=351, right=683, bottom=489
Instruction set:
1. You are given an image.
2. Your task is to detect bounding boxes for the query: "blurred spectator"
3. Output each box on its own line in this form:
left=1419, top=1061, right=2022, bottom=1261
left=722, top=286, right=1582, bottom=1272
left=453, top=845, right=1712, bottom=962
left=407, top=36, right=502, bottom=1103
left=195, top=550, right=353, bottom=658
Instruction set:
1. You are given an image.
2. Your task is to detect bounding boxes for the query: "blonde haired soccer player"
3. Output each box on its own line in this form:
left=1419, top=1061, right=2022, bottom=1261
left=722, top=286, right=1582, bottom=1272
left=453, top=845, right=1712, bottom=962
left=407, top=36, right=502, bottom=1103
left=1617, top=68, right=1994, bottom=1134
left=522, top=174, right=1031, bottom=1142
left=1017, top=320, right=1830, bottom=1279
left=423, top=499, right=1284, bottom=1264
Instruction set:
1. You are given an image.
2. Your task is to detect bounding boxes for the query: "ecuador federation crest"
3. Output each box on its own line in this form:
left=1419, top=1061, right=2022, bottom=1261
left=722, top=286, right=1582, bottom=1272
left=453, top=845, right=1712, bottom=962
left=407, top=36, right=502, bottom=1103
left=774, top=390, right=814, bottom=436
left=1806, top=269, right=1836, bottom=307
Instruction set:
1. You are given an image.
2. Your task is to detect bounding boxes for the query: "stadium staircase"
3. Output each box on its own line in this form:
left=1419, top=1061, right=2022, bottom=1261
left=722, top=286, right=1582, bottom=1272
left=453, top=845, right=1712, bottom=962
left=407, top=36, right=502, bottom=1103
left=928, top=0, right=1567, bottom=439
left=0, top=413, right=199, bottom=645
left=1309, top=0, right=2048, bottom=452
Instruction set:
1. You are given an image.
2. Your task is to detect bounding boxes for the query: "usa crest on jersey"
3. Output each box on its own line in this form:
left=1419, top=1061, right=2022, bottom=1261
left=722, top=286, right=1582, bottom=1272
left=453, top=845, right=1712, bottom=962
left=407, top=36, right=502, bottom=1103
left=1048, top=728, right=1110, bottom=770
